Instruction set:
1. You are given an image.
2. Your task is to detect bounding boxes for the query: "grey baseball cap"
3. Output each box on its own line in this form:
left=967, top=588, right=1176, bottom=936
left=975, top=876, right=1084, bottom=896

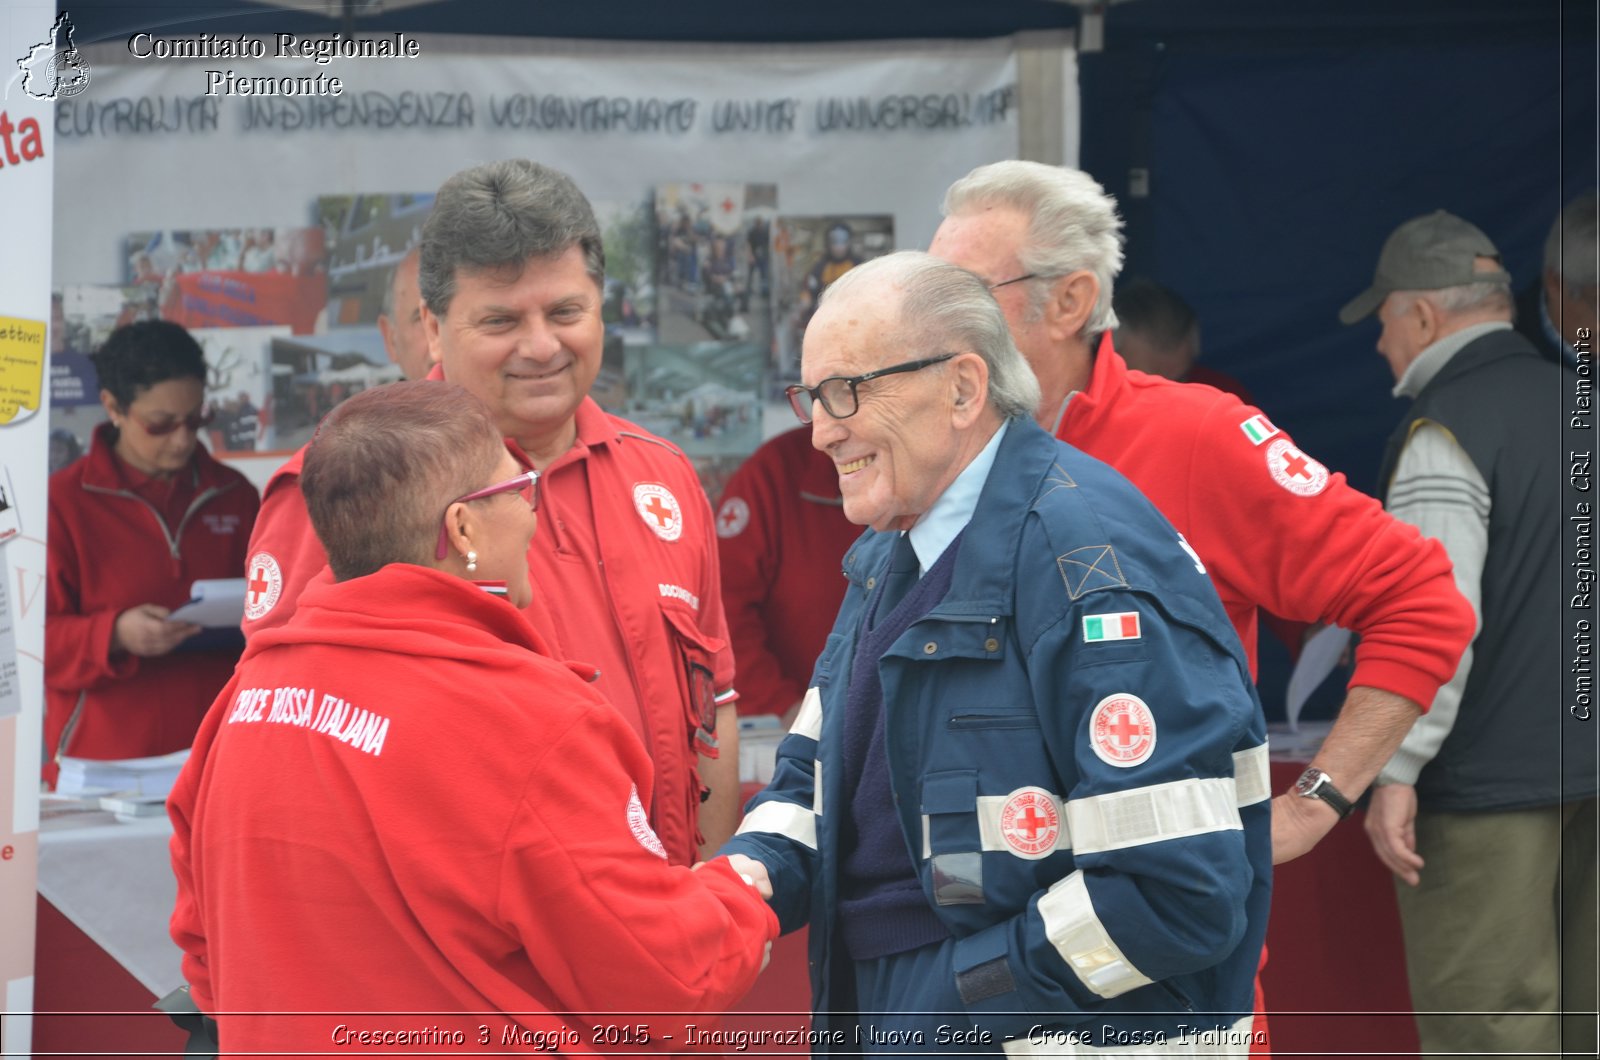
left=1338, top=210, right=1513, bottom=325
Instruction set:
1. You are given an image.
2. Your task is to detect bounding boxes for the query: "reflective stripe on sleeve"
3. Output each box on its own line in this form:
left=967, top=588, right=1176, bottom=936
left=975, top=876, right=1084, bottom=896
left=736, top=800, right=817, bottom=850
left=1067, top=777, right=1242, bottom=856
left=924, top=792, right=1073, bottom=860
left=1232, top=743, right=1271, bottom=807
left=1036, top=870, right=1153, bottom=999
left=790, top=686, right=823, bottom=742
left=918, top=761, right=1268, bottom=862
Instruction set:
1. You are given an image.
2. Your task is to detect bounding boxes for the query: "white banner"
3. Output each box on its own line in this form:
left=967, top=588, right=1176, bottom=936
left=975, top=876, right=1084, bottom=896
left=51, top=33, right=1075, bottom=491
left=0, top=4, right=60, bottom=1052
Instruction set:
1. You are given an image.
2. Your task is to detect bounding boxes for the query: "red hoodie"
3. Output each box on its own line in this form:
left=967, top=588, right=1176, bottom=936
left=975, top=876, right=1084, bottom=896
left=169, top=563, right=776, bottom=1052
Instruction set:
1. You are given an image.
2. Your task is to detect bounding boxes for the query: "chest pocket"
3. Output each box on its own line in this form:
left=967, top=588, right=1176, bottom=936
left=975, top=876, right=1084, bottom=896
left=661, top=604, right=725, bottom=757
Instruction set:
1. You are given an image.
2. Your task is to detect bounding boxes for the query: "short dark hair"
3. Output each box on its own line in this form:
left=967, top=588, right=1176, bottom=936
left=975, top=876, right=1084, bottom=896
left=1113, top=278, right=1198, bottom=352
left=419, top=159, right=604, bottom=317
left=301, top=381, right=505, bottom=581
left=90, top=320, right=207, bottom=407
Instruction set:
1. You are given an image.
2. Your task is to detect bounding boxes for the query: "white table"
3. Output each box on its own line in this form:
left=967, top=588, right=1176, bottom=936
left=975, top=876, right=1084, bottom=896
left=36, top=809, right=184, bottom=996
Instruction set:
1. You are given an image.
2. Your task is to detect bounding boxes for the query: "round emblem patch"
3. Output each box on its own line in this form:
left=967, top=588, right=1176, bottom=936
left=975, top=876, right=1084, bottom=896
left=716, top=496, right=750, bottom=539
left=633, top=483, right=684, bottom=542
left=1265, top=438, right=1329, bottom=497
left=243, top=551, right=283, bottom=622
left=627, top=784, right=667, bottom=859
left=998, top=786, right=1062, bottom=859
left=1089, top=693, right=1157, bottom=767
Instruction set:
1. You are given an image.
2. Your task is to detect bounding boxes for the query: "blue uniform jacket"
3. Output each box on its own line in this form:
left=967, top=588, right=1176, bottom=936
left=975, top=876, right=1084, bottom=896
left=722, top=418, right=1271, bottom=1049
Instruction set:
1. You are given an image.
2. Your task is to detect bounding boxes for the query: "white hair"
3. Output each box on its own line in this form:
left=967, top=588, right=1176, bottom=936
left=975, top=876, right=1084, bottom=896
left=1392, top=282, right=1514, bottom=320
left=819, top=251, right=1042, bottom=420
left=942, top=160, right=1125, bottom=335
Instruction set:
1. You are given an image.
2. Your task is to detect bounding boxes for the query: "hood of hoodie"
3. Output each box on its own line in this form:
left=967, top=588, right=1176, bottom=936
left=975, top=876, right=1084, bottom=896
left=242, top=562, right=566, bottom=678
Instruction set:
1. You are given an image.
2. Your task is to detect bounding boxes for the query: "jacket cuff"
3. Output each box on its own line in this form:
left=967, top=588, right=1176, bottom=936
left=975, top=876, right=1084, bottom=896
left=1378, top=749, right=1428, bottom=787
left=91, top=609, right=140, bottom=682
left=1345, top=659, right=1436, bottom=716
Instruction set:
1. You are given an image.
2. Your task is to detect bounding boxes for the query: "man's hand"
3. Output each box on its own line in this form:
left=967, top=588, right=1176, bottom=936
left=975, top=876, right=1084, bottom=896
left=722, top=853, right=774, bottom=900
left=113, top=604, right=202, bottom=657
left=1270, top=791, right=1341, bottom=865
left=694, top=853, right=774, bottom=901
left=1364, top=782, right=1424, bottom=886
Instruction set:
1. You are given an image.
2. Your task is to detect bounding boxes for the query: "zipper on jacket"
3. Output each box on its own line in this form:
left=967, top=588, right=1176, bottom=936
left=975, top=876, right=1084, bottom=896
left=54, top=691, right=88, bottom=769
left=81, top=481, right=231, bottom=562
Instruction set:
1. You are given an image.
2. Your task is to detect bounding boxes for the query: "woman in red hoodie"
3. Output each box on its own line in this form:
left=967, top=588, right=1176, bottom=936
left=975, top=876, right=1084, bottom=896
left=167, top=381, right=777, bottom=1054
left=45, top=321, right=258, bottom=785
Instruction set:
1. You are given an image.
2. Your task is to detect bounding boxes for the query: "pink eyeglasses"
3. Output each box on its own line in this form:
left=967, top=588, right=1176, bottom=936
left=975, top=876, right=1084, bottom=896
left=434, top=469, right=539, bottom=559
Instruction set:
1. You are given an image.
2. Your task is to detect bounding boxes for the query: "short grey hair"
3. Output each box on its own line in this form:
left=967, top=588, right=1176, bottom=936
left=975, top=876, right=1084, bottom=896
left=1544, top=191, right=1598, bottom=291
left=1392, top=282, right=1514, bottom=320
left=943, top=160, right=1125, bottom=335
left=419, top=159, right=604, bottom=316
left=819, top=251, right=1041, bottom=420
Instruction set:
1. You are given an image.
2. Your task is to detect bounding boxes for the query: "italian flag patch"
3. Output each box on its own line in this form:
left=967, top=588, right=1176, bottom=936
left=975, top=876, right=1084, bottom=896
left=1240, top=414, right=1279, bottom=446
left=1083, top=611, right=1142, bottom=643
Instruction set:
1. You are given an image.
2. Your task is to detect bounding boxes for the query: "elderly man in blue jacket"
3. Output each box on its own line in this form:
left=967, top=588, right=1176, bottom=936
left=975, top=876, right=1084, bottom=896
left=721, top=251, right=1271, bottom=1055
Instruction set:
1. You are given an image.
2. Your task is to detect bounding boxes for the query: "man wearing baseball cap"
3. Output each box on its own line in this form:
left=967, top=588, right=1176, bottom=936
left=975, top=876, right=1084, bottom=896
left=1343, top=210, right=1596, bottom=1058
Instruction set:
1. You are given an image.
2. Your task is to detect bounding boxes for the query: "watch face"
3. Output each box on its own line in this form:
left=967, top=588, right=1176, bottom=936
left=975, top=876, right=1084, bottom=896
left=1295, top=770, right=1321, bottom=796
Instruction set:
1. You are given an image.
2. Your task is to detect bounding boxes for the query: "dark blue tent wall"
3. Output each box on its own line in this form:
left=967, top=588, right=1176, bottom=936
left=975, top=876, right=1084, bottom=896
left=1081, top=0, right=1597, bottom=494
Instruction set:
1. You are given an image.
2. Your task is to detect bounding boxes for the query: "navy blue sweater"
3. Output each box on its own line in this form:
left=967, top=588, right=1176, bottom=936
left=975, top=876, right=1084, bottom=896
left=837, top=530, right=963, bottom=960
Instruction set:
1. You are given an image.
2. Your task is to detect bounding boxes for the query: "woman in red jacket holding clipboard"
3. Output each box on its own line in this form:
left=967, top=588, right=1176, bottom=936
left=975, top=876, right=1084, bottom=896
left=44, top=320, right=258, bottom=786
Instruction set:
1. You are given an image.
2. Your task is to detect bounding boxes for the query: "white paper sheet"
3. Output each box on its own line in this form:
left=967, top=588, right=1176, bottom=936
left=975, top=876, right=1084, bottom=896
left=167, top=577, right=246, bottom=628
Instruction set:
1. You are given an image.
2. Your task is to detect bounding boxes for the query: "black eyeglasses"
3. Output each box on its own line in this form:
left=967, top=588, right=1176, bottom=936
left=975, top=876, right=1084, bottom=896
left=784, top=353, right=957, bottom=424
left=988, top=273, right=1038, bottom=290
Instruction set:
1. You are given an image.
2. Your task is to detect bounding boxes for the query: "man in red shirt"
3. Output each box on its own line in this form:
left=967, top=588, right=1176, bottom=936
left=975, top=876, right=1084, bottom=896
left=241, top=161, right=741, bottom=865
left=930, top=161, right=1473, bottom=865
left=715, top=426, right=860, bottom=721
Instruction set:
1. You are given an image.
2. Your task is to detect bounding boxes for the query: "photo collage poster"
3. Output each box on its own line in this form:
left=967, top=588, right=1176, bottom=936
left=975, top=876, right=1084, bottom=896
left=50, top=184, right=894, bottom=506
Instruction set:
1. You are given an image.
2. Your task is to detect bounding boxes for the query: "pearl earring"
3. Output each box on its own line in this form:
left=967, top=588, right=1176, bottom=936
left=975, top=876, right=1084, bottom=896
left=465, top=550, right=478, bottom=573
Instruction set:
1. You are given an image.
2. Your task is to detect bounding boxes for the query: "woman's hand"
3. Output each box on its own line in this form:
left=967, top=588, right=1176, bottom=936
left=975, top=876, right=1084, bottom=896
left=112, top=604, right=202, bottom=657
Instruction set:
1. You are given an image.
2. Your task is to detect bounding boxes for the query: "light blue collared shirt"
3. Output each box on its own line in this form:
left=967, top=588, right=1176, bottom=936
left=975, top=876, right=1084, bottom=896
left=904, top=420, right=1009, bottom=576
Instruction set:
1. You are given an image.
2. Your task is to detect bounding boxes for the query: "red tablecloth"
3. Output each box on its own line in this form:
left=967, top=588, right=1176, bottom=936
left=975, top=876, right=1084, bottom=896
left=34, top=768, right=1418, bottom=1055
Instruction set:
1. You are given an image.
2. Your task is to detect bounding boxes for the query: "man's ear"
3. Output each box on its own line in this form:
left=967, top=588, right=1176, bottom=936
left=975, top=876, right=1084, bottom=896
left=950, top=353, right=989, bottom=429
left=98, top=388, right=120, bottom=424
left=421, top=304, right=444, bottom=368
left=1047, top=270, right=1100, bottom=340
left=1412, top=292, right=1441, bottom=341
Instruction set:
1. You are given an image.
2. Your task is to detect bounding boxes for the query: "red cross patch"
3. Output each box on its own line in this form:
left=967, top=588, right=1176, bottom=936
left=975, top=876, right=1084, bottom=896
left=626, top=784, right=667, bottom=860
left=716, top=496, right=750, bottom=539
left=998, top=786, right=1062, bottom=859
left=633, top=482, right=684, bottom=542
left=1089, top=693, right=1157, bottom=767
left=1265, top=438, right=1329, bottom=497
left=243, top=551, right=283, bottom=622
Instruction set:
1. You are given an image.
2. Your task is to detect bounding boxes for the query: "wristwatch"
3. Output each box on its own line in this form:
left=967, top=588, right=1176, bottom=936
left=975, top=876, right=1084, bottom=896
left=1293, top=767, right=1354, bottom=819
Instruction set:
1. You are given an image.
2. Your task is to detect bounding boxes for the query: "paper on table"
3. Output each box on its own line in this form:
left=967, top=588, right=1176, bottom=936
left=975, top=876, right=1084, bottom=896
left=1285, top=624, right=1352, bottom=732
left=56, top=748, right=190, bottom=799
left=167, top=578, right=246, bottom=627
